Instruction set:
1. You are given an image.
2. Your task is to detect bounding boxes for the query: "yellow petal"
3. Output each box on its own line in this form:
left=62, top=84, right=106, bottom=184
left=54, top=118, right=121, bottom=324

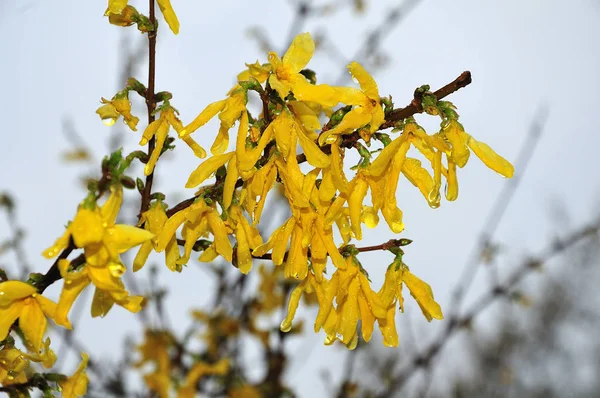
left=182, top=136, right=207, bottom=159
left=297, top=128, right=331, bottom=168
left=20, top=300, right=47, bottom=352
left=155, top=208, right=189, bottom=252
left=282, top=32, right=315, bottom=73
left=211, top=125, right=230, bottom=156
left=56, top=275, right=90, bottom=329
left=107, top=0, right=128, bottom=14
left=181, top=100, right=226, bottom=138
left=156, top=0, right=179, bottom=34
left=0, top=300, right=25, bottom=341
left=291, top=79, right=339, bottom=108
left=348, top=175, right=369, bottom=240
left=165, top=237, right=182, bottom=272
left=87, top=267, right=126, bottom=295
left=207, top=210, right=233, bottom=262
left=42, top=227, right=71, bottom=259
left=357, top=293, right=375, bottom=342
left=0, top=281, right=36, bottom=306
left=347, top=61, right=379, bottom=99
left=402, top=270, right=443, bottom=321
left=70, top=208, right=104, bottom=248
left=319, top=107, right=371, bottom=145
left=117, top=295, right=145, bottom=313
left=198, top=245, right=218, bottom=262
left=338, top=277, right=360, bottom=345
left=223, top=154, right=238, bottom=210
left=235, top=225, right=253, bottom=274
left=402, top=158, right=434, bottom=200
left=140, top=119, right=162, bottom=146
left=59, top=353, right=89, bottom=398
left=468, top=136, right=514, bottom=178
left=105, top=224, right=154, bottom=254
left=443, top=120, right=470, bottom=168
left=91, top=288, right=115, bottom=318
left=367, top=135, right=407, bottom=177
left=280, top=280, right=306, bottom=332
left=186, top=152, right=235, bottom=188
left=377, top=306, right=399, bottom=347
left=100, top=186, right=123, bottom=226
left=133, top=241, right=153, bottom=272
left=144, top=119, right=170, bottom=176
left=446, top=160, right=459, bottom=201
left=268, top=74, right=290, bottom=101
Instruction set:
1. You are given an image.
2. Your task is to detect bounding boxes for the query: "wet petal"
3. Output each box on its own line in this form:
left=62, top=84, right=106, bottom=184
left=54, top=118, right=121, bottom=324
left=156, top=0, right=179, bottom=34
left=402, top=270, right=443, bottom=321
left=282, top=32, right=315, bottom=73
left=347, top=61, right=379, bottom=99
left=186, top=152, right=235, bottom=188
left=468, top=136, right=514, bottom=178
left=0, top=300, right=24, bottom=341
left=181, top=100, right=226, bottom=137
left=106, top=224, right=154, bottom=254
left=20, top=300, right=47, bottom=352
left=0, top=281, right=36, bottom=306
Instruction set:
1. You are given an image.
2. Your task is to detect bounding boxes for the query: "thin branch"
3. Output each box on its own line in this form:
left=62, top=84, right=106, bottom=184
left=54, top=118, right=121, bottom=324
left=375, top=219, right=600, bottom=397
left=138, top=0, right=158, bottom=219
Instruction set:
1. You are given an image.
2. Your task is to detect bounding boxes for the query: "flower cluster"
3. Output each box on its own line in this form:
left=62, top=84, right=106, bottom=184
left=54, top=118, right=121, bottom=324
left=0, top=1, right=515, bottom=395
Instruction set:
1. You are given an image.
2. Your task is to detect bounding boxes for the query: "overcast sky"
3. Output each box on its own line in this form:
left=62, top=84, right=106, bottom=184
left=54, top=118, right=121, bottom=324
left=1, top=0, right=600, bottom=396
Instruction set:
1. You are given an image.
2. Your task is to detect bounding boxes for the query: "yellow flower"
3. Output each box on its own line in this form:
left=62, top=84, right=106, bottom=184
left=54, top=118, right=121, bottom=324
left=106, top=0, right=128, bottom=15
left=379, top=262, right=443, bottom=323
left=96, top=96, right=139, bottom=131
left=326, top=260, right=387, bottom=348
left=106, top=5, right=138, bottom=26
left=0, top=346, right=28, bottom=385
left=242, top=155, right=277, bottom=225
left=180, top=89, right=247, bottom=155
left=235, top=61, right=271, bottom=87
left=136, top=330, right=173, bottom=398
left=268, top=33, right=338, bottom=107
left=156, top=0, right=180, bottom=35
left=442, top=119, right=514, bottom=178
left=141, top=106, right=206, bottom=176
left=0, top=281, right=67, bottom=352
left=177, top=359, right=229, bottom=398
left=59, top=353, right=89, bottom=398
left=134, top=200, right=181, bottom=272
left=56, top=259, right=146, bottom=320
left=318, top=61, right=384, bottom=145
left=156, top=200, right=233, bottom=263
left=228, top=205, right=263, bottom=274
left=43, top=187, right=154, bottom=266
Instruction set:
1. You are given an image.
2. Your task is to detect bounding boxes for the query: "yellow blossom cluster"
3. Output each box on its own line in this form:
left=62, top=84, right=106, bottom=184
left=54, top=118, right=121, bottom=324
left=0, top=1, right=515, bottom=395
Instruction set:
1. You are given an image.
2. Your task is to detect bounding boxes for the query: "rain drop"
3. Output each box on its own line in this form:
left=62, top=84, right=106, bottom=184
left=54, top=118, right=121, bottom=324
left=280, top=320, right=292, bottom=333
left=102, top=118, right=117, bottom=127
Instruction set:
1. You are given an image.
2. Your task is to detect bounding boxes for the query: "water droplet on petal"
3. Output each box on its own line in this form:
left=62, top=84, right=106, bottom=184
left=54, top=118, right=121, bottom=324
left=346, top=333, right=358, bottom=350
left=280, top=319, right=292, bottom=333
left=427, top=188, right=441, bottom=209
left=102, top=118, right=117, bottom=127
left=108, top=262, right=126, bottom=278
left=324, top=334, right=336, bottom=345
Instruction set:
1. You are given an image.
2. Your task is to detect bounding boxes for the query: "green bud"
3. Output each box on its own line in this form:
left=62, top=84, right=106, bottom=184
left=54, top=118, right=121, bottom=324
left=136, top=177, right=145, bottom=193
left=120, top=176, right=136, bottom=189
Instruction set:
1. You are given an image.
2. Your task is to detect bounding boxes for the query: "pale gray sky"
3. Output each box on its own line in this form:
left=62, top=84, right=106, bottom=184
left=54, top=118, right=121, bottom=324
left=1, top=0, right=599, bottom=396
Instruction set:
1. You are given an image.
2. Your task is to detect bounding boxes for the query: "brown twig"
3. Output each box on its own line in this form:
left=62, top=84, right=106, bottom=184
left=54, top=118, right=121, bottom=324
left=374, top=220, right=600, bottom=397
left=138, top=0, right=158, bottom=219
